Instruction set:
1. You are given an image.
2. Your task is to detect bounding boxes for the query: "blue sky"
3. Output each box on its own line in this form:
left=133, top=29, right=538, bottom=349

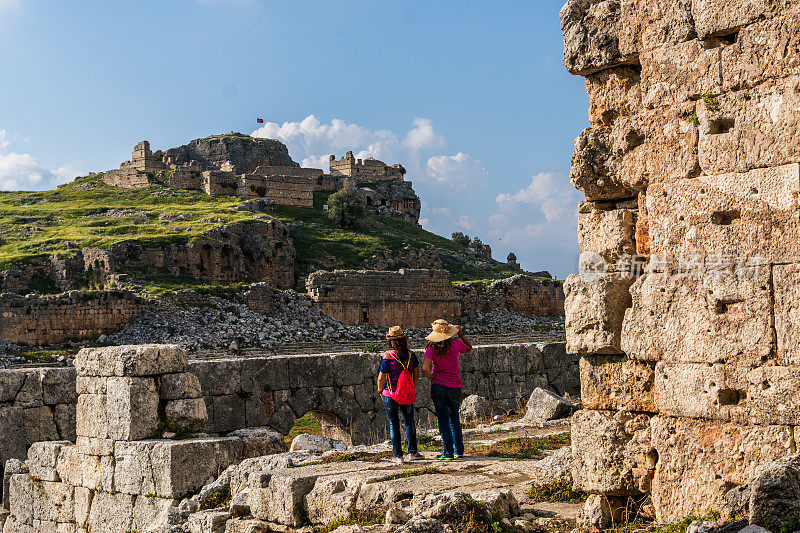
left=0, top=0, right=588, bottom=278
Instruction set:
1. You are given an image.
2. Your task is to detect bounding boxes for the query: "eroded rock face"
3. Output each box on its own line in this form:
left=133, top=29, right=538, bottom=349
left=562, top=0, right=800, bottom=521
left=162, top=135, right=298, bottom=175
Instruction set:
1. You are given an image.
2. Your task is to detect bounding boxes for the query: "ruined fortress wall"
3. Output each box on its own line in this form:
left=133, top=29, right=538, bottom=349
left=561, top=0, right=800, bottom=522
left=0, top=292, right=145, bottom=345
left=306, top=269, right=462, bottom=327
left=263, top=175, right=315, bottom=207
left=0, top=342, right=577, bottom=490
left=483, top=275, right=565, bottom=316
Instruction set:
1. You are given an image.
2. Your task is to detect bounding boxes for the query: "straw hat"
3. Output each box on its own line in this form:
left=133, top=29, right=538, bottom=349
left=386, top=326, right=406, bottom=339
left=425, top=319, right=459, bottom=343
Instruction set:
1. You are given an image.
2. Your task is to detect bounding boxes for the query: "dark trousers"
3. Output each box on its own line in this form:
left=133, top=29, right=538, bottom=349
left=381, top=395, right=418, bottom=457
left=430, top=383, right=464, bottom=456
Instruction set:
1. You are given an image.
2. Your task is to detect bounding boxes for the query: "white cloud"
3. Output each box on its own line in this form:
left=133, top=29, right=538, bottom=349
left=425, top=152, right=486, bottom=190
left=403, top=117, right=446, bottom=153
left=0, top=130, right=81, bottom=191
left=495, top=172, right=577, bottom=222
left=457, top=215, right=474, bottom=231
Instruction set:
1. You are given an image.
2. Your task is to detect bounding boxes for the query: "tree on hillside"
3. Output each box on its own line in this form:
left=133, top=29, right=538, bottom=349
left=451, top=232, right=471, bottom=248
left=327, top=188, right=365, bottom=228
left=471, top=236, right=483, bottom=248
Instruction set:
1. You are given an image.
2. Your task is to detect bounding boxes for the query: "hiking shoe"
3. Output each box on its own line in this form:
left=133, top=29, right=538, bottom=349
left=391, top=456, right=405, bottom=464
left=454, top=453, right=465, bottom=459
left=435, top=453, right=454, bottom=461
left=408, top=453, right=425, bottom=461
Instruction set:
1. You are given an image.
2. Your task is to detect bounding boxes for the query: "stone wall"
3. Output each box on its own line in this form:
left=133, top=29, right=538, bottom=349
left=482, top=275, right=565, bottom=316
left=262, top=175, right=315, bottom=207
left=307, top=269, right=462, bottom=327
left=0, top=342, right=577, bottom=508
left=329, top=152, right=405, bottom=183
left=0, top=291, right=144, bottom=345
left=561, top=0, right=800, bottom=524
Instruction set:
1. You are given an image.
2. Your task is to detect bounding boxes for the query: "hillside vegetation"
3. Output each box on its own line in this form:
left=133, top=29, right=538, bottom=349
left=0, top=174, right=519, bottom=292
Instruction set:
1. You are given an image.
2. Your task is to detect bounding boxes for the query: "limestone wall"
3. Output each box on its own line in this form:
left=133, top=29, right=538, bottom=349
left=0, top=342, right=577, bottom=498
left=482, top=275, right=565, bottom=316
left=0, top=291, right=145, bottom=345
left=329, top=152, right=405, bottom=183
left=263, top=175, right=315, bottom=207
left=307, top=269, right=462, bottom=327
left=561, top=0, right=800, bottom=523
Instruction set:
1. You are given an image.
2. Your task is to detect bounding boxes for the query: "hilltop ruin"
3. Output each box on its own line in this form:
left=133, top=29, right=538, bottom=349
left=562, top=0, right=800, bottom=527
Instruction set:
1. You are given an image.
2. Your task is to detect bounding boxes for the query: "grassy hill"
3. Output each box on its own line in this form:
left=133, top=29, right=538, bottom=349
left=0, top=174, right=520, bottom=293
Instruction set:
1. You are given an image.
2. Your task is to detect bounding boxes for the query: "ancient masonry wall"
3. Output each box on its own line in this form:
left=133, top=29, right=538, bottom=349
left=482, top=275, right=565, bottom=317
left=306, top=269, right=463, bottom=327
left=561, top=0, right=800, bottom=524
left=0, top=342, right=577, bottom=500
left=0, top=291, right=144, bottom=345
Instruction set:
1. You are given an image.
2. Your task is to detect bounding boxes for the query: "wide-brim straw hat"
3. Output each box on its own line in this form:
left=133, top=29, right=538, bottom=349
left=386, top=326, right=406, bottom=339
left=425, top=319, right=459, bottom=343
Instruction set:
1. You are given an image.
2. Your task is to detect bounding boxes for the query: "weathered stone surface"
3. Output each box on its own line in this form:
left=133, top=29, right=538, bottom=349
left=27, top=441, right=71, bottom=483
left=621, top=272, right=774, bottom=366
left=585, top=66, right=642, bottom=126
left=164, top=398, right=208, bottom=432
left=188, top=509, right=230, bottom=533
left=619, top=0, right=696, bottom=55
left=564, top=273, right=633, bottom=354
left=745, top=454, right=800, bottom=531
left=561, top=0, right=633, bottom=76
left=399, top=517, right=454, bottom=533
left=570, top=127, right=632, bottom=201
left=691, top=0, right=792, bottom=39
left=75, top=393, right=107, bottom=439
left=773, top=264, right=800, bottom=365
left=470, top=489, right=520, bottom=518
left=75, top=344, right=187, bottom=377
left=522, top=388, right=573, bottom=424
left=223, top=518, right=270, bottom=533
left=650, top=416, right=794, bottom=522
left=578, top=202, right=636, bottom=264
left=2, top=459, right=27, bottom=511
left=226, top=428, right=286, bottom=458
left=640, top=39, right=721, bottom=109
left=56, top=446, right=114, bottom=492
left=580, top=355, right=655, bottom=412
left=159, top=372, right=202, bottom=400
left=305, top=473, right=368, bottom=524
left=248, top=470, right=319, bottom=526
left=571, top=409, right=654, bottom=496
left=578, top=493, right=628, bottom=530
left=107, top=377, right=160, bottom=441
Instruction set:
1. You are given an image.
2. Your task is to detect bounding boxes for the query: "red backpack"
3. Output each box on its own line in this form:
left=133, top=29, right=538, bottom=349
left=387, top=352, right=416, bottom=405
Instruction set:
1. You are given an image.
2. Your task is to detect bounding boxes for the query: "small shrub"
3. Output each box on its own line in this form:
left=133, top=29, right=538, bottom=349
left=451, top=231, right=471, bottom=248
left=326, top=188, right=365, bottom=228
left=199, top=485, right=231, bottom=510
left=384, top=467, right=441, bottom=481
left=691, top=111, right=700, bottom=127
left=702, top=93, right=720, bottom=112
left=364, top=342, right=382, bottom=353
left=778, top=515, right=800, bottom=533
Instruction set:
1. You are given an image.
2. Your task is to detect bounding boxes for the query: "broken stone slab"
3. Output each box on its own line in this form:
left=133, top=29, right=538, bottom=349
left=745, top=454, right=800, bottom=531
left=571, top=409, right=654, bottom=496
left=188, top=509, right=230, bottom=533
left=222, top=518, right=270, bottom=533
left=650, top=416, right=795, bottom=523
left=564, top=273, right=633, bottom=354
left=304, top=471, right=382, bottom=525
left=522, top=388, right=574, bottom=424
left=398, top=516, right=454, bottom=533
left=578, top=493, right=629, bottom=530
left=2, top=459, right=27, bottom=512
left=289, top=434, right=346, bottom=454
left=621, top=272, right=774, bottom=366
left=75, top=344, right=187, bottom=378
left=561, top=0, right=635, bottom=76
left=580, top=355, right=655, bottom=412
left=248, top=469, right=320, bottom=527
left=459, top=395, right=492, bottom=424
left=113, top=437, right=244, bottom=498
left=225, top=428, right=287, bottom=458
left=470, top=489, right=520, bottom=518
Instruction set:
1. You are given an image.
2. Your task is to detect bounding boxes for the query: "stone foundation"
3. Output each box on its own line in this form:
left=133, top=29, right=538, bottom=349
left=561, top=0, right=800, bottom=523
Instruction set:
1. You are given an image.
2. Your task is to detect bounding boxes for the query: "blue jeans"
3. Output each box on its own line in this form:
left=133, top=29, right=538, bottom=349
left=381, top=395, right=418, bottom=457
left=430, top=383, right=464, bottom=456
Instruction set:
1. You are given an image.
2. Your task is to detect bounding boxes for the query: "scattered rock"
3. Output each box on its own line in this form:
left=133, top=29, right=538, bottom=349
left=522, top=388, right=574, bottom=424
left=289, top=433, right=347, bottom=453
left=398, top=517, right=454, bottom=533
left=460, top=395, right=493, bottom=424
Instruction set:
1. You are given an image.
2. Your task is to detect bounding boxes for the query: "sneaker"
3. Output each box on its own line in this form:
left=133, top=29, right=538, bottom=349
left=454, top=452, right=465, bottom=459
left=391, top=456, right=405, bottom=464
left=407, top=453, right=425, bottom=461
left=435, top=453, right=454, bottom=461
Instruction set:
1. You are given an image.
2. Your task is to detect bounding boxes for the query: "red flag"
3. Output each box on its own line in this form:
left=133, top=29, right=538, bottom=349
left=256, top=118, right=264, bottom=123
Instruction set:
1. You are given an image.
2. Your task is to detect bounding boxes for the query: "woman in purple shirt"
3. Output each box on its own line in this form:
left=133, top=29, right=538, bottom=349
left=422, top=319, right=473, bottom=460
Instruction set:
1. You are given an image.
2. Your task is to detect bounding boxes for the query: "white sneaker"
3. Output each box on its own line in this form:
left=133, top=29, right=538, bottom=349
left=391, top=456, right=405, bottom=464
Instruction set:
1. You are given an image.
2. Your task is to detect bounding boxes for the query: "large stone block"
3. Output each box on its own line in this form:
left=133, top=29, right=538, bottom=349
left=650, top=416, right=795, bottom=522
left=697, top=78, right=800, bottom=175
left=578, top=203, right=636, bottom=264
left=640, top=39, right=722, bottom=109
left=75, top=394, right=107, bottom=439
left=106, top=377, right=160, bottom=441
left=619, top=0, right=696, bottom=55
left=248, top=470, right=320, bottom=526
left=188, top=359, right=241, bottom=396
left=585, top=66, right=642, bottom=126
left=646, top=166, right=800, bottom=262
left=27, top=441, right=71, bottom=483
left=571, top=409, right=655, bottom=496
left=56, top=446, right=114, bottom=492
left=8, top=475, right=74, bottom=525
left=86, top=491, right=135, bottom=533
left=239, top=356, right=290, bottom=394
left=0, top=371, right=27, bottom=404
left=773, top=264, right=800, bottom=365
left=113, top=438, right=243, bottom=498
left=38, top=368, right=76, bottom=406
left=75, top=344, right=187, bottom=377
left=721, top=6, right=800, bottom=90
left=621, top=272, right=774, bottom=365
left=164, top=398, right=208, bottom=431
left=561, top=0, right=635, bottom=75
left=564, top=273, right=633, bottom=354
left=159, top=372, right=202, bottom=400
left=580, top=355, right=655, bottom=412
left=691, top=0, right=792, bottom=39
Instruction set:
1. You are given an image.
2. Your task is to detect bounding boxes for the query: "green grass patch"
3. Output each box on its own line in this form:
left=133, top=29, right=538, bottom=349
left=384, top=466, right=441, bottom=480
left=285, top=412, right=323, bottom=446
left=610, top=511, right=722, bottom=533
left=417, top=435, right=442, bottom=452
left=468, top=434, right=569, bottom=460
left=311, top=504, right=386, bottom=533
left=528, top=475, right=586, bottom=503
left=314, top=451, right=394, bottom=464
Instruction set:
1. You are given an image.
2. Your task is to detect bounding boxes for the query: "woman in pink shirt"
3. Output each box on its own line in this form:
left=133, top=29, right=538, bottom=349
left=422, top=319, right=473, bottom=460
